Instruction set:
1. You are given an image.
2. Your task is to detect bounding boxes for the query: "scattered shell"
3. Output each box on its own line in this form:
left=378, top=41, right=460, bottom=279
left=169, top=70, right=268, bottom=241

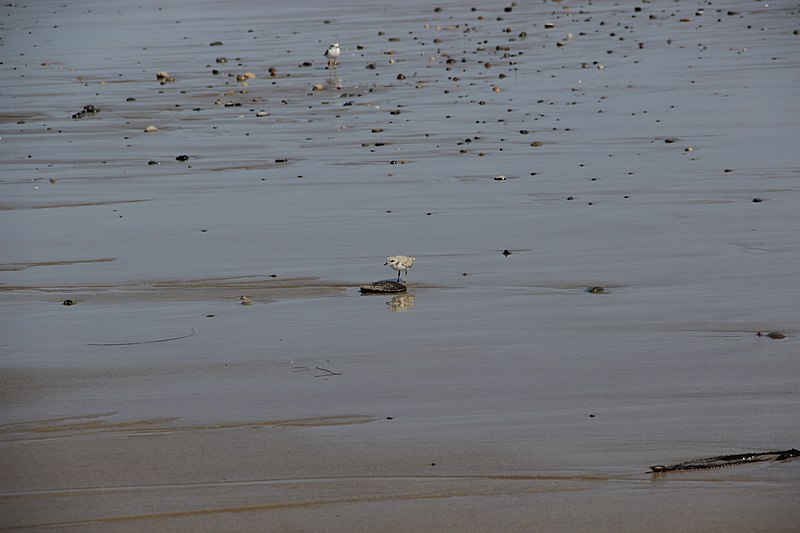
left=144, top=125, right=158, bottom=133
left=494, top=175, right=506, bottom=181
left=312, top=83, right=325, bottom=91
left=256, top=110, right=270, bottom=117
left=240, top=296, right=254, bottom=306
left=586, top=286, right=605, bottom=294
left=215, top=57, right=228, bottom=63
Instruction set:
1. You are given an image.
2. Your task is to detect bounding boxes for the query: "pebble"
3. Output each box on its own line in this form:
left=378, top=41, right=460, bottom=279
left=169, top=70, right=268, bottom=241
left=62, top=299, right=75, bottom=306
left=494, top=175, right=506, bottom=181
left=144, top=125, right=158, bottom=133
left=502, top=249, right=512, bottom=256
left=215, top=57, right=228, bottom=63
left=586, top=286, right=606, bottom=294
left=256, top=110, right=270, bottom=117
left=752, top=198, right=764, bottom=203
left=175, top=155, right=189, bottom=161
left=240, top=296, right=253, bottom=306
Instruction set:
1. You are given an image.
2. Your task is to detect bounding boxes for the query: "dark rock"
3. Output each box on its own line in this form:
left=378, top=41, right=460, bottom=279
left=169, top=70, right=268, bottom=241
left=360, top=280, right=408, bottom=294
left=176, top=155, right=189, bottom=161
left=757, top=331, right=786, bottom=340
left=587, top=286, right=605, bottom=294
left=62, top=299, right=75, bottom=306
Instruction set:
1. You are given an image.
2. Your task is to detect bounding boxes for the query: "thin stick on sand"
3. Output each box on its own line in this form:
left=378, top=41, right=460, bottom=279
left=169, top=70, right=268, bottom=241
left=87, top=328, right=196, bottom=346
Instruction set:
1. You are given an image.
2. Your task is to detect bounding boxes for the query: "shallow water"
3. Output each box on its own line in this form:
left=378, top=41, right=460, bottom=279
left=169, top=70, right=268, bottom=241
left=1, top=0, right=799, bottom=530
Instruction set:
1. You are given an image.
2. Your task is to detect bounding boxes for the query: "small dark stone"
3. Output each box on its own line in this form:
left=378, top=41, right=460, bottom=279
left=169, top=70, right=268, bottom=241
left=215, top=57, right=228, bottom=63
left=396, top=73, right=406, bottom=80
left=126, top=97, right=136, bottom=102
left=752, top=198, right=764, bottom=203
left=502, top=249, right=512, bottom=256
left=147, top=160, right=161, bottom=165
left=757, top=331, right=786, bottom=340
left=275, top=158, right=288, bottom=163
left=175, top=155, right=189, bottom=161
left=360, top=280, right=408, bottom=294
left=587, top=286, right=605, bottom=294
left=62, top=299, right=75, bottom=306
left=209, top=41, right=223, bottom=46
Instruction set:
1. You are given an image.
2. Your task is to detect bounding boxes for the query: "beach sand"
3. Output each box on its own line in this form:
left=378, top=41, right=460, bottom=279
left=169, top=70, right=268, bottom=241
left=1, top=0, right=799, bottom=530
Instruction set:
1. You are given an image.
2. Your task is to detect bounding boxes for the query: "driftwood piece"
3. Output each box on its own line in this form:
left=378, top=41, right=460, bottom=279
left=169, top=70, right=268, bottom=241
left=650, top=449, right=799, bottom=473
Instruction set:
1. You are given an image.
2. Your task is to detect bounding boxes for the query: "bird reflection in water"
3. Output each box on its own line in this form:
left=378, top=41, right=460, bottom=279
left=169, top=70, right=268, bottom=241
left=326, top=72, right=343, bottom=90
left=387, top=294, right=415, bottom=312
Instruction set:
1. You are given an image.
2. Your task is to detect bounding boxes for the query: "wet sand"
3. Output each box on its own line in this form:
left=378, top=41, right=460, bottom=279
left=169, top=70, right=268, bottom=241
left=1, top=0, right=799, bottom=530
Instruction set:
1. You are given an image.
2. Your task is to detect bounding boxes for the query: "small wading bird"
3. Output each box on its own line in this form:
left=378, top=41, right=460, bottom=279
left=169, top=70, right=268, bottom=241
left=324, top=42, right=341, bottom=67
left=384, top=255, right=415, bottom=282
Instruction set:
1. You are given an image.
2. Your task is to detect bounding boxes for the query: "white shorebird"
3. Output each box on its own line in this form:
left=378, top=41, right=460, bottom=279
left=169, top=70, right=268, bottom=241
left=324, top=43, right=341, bottom=67
left=384, top=255, right=415, bottom=282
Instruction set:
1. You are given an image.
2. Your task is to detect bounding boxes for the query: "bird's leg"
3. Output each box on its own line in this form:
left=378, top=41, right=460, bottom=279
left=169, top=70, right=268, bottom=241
left=396, top=272, right=401, bottom=282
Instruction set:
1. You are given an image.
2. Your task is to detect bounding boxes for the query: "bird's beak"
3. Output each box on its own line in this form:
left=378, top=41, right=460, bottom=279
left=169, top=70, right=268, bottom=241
left=383, top=262, right=388, bottom=266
